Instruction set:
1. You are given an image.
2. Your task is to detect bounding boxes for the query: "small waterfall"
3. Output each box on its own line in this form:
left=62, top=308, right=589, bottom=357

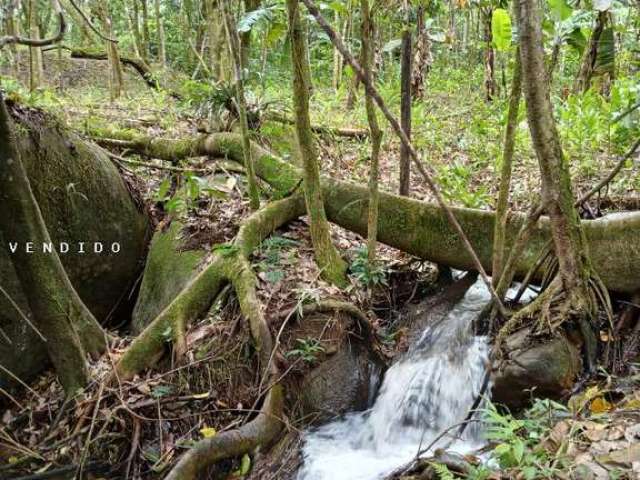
left=297, top=278, right=492, bottom=480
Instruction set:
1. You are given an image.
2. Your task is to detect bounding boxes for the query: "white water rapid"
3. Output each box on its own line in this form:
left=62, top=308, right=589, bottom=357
left=297, top=278, right=493, bottom=480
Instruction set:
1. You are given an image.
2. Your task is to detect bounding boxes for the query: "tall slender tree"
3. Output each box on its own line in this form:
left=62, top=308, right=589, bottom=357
left=515, top=0, right=601, bottom=364
left=154, top=0, right=167, bottom=67
left=361, top=0, right=383, bottom=265
left=399, top=0, right=412, bottom=196
left=223, top=0, right=260, bottom=210
left=141, top=0, right=151, bottom=59
left=286, top=0, right=348, bottom=287
left=28, top=0, right=43, bottom=91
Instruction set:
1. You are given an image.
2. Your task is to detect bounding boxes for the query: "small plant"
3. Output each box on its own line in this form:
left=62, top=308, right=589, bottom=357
left=285, top=338, right=325, bottom=363
left=480, top=399, right=570, bottom=479
left=255, top=235, right=299, bottom=283
left=350, top=246, right=389, bottom=287
left=436, top=162, right=490, bottom=209
left=291, top=287, right=323, bottom=317
left=154, top=172, right=231, bottom=216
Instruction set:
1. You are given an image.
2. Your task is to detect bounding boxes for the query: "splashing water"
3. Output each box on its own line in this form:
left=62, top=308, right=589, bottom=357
left=297, top=278, right=493, bottom=480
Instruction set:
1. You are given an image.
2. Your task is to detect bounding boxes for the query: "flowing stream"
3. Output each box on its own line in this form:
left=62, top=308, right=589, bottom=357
left=297, top=278, right=492, bottom=480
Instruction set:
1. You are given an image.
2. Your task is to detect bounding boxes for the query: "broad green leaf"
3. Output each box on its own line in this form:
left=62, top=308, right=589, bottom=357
left=237, top=7, right=274, bottom=33
left=239, top=453, right=251, bottom=475
left=548, top=0, right=573, bottom=21
left=595, top=27, right=615, bottom=75
left=491, top=9, right=512, bottom=52
left=156, top=178, right=171, bottom=200
left=512, top=439, right=525, bottom=464
left=327, top=0, right=348, bottom=14
left=567, top=28, right=587, bottom=53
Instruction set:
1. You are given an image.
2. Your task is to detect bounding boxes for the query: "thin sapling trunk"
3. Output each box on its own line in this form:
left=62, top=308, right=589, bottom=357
left=223, top=0, right=261, bottom=210
left=286, top=0, right=348, bottom=287
left=360, top=0, right=383, bottom=265
left=492, top=50, right=522, bottom=298
left=399, top=0, right=412, bottom=196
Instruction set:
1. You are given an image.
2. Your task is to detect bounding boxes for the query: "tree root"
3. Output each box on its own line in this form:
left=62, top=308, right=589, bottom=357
left=164, top=385, right=285, bottom=480
left=111, top=196, right=304, bottom=479
left=91, top=131, right=640, bottom=294
left=302, top=299, right=375, bottom=341
left=495, top=273, right=602, bottom=371
left=116, top=195, right=305, bottom=380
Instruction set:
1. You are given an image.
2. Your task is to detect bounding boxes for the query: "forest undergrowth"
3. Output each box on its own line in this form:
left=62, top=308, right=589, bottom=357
left=1, top=40, right=640, bottom=479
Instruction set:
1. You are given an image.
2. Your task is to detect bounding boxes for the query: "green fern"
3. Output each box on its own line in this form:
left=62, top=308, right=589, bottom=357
left=432, top=463, right=455, bottom=480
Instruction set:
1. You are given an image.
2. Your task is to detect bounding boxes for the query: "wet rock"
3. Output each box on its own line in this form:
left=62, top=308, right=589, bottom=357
left=0, top=107, right=149, bottom=388
left=492, top=329, right=582, bottom=409
left=299, top=341, right=382, bottom=423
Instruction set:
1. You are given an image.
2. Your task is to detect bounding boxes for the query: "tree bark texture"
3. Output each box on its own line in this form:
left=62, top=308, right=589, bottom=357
left=0, top=103, right=150, bottom=389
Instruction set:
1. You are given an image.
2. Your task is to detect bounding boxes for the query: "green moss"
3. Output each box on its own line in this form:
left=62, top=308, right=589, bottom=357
left=132, top=222, right=207, bottom=333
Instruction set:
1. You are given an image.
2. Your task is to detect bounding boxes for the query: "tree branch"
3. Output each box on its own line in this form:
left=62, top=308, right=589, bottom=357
left=0, top=0, right=66, bottom=49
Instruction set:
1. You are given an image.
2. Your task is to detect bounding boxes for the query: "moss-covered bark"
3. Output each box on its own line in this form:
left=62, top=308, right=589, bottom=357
left=131, top=222, right=206, bottom=333
left=286, top=0, right=348, bottom=287
left=0, top=103, right=150, bottom=390
left=119, top=198, right=302, bottom=479
left=165, top=385, right=284, bottom=480
left=117, top=196, right=305, bottom=379
left=0, top=96, right=92, bottom=394
left=94, top=130, right=640, bottom=294
left=360, top=0, right=383, bottom=265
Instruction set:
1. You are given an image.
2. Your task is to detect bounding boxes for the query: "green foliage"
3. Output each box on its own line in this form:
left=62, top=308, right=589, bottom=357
left=286, top=338, right=325, bottom=363
left=480, top=399, right=572, bottom=479
left=350, top=246, right=388, bottom=287
left=491, top=9, right=512, bottom=52
left=548, top=0, right=573, bottom=22
left=437, top=162, right=490, bottom=208
left=431, top=463, right=455, bottom=480
left=255, top=235, right=299, bottom=283
left=154, top=172, right=233, bottom=216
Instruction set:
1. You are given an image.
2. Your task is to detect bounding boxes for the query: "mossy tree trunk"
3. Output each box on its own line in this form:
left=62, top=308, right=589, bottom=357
left=518, top=0, right=593, bottom=293
left=141, top=0, right=151, bottom=59
left=28, top=0, right=43, bottom=91
left=286, top=0, right=348, bottom=287
left=516, top=0, right=600, bottom=365
left=331, top=9, right=344, bottom=91
left=5, top=1, right=21, bottom=78
left=125, top=0, right=144, bottom=59
left=573, top=11, right=610, bottom=94
left=0, top=95, right=106, bottom=395
left=360, top=0, right=382, bottom=265
left=411, top=5, right=431, bottom=101
left=92, top=130, right=640, bottom=294
left=483, top=8, right=496, bottom=101
left=92, top=2, right=124, bottom=101
left=399, top=0, right=412, bottom=196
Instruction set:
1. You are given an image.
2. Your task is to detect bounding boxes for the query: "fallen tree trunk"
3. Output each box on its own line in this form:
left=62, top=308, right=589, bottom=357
left=266, top=112, right=369, bottom=139
left=64, top=46, right=182, bottom=99
left=93, top=131, right=640, bottom=294
left=0, top=102, right=150, bottom=389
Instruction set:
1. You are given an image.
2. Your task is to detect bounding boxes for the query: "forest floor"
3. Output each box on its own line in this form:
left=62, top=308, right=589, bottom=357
left=1, top=53, right=639, bottom=479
